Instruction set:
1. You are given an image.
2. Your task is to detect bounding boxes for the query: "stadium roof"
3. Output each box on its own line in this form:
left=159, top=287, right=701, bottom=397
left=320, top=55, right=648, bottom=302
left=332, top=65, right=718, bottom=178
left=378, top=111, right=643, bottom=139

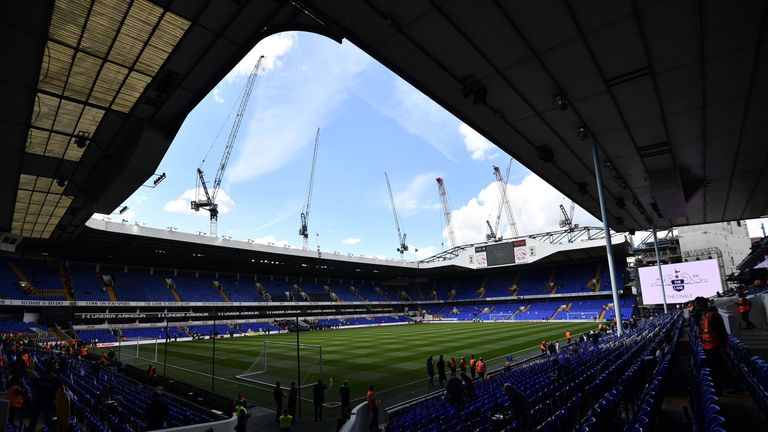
left=2, top=0, right=767, bottom=255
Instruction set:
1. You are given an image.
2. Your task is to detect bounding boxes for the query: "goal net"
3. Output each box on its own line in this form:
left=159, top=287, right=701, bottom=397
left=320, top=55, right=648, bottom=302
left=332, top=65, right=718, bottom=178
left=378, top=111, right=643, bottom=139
left=115, top=336, right=159, bottom=363
left=237, top=340, right=323, bottom=389
left=488, top=313, right=513, bottom=321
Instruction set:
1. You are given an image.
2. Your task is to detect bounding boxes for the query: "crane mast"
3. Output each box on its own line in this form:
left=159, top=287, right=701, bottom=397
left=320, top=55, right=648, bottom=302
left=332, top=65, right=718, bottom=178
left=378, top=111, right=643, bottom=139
left=436, top=177, right=458, bottom=249
left=492, top=160, right=519, bottom=239
left=299, top=128, right=320, bottom=249
left=384, top=172, right=408, bottom=260
left=559, top=200, right=576, bottom=229
left=191, top=55, right=265, bottom=237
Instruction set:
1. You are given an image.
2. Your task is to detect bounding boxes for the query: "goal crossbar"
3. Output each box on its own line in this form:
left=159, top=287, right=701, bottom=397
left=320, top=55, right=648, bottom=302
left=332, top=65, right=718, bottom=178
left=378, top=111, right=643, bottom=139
left=236, top=340, right=323, bottom=389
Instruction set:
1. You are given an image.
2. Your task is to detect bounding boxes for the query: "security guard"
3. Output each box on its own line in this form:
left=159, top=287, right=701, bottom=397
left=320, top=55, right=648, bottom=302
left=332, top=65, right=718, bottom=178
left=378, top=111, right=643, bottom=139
left=278, top=409, right=293, bottom=432
left=693, top=296, right=730, bottom=394
left=737, top=293, right=757, bottom=330
left=235, top=401, right=250, bottom=432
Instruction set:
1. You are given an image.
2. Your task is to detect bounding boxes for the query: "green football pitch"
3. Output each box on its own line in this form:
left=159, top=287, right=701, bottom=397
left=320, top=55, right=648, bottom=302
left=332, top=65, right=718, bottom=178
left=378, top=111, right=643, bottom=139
left=112, top=321, right=596, bottom=413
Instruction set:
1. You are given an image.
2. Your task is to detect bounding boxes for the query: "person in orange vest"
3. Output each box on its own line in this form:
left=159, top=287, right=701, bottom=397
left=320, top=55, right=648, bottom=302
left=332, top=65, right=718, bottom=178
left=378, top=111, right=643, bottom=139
left=539, top=340, right=547, bottom=353
left=737, top=293, right=757, bottom=330
left=459, top=357, right=467, bottom=374
left=469, top=354, right=476, bottom=378
left=448, top=357, right=457, bottom=376
left=565, top=330, right=572, bottom=344
left=147, top=362, right=157, bottom=383
left=7, top=375, right=24, bottom=429
left=366, top=384, right=381, bottom=432
left=476, top=357, right=487, bottom=379
left=692, top=297, right=733, bottom=394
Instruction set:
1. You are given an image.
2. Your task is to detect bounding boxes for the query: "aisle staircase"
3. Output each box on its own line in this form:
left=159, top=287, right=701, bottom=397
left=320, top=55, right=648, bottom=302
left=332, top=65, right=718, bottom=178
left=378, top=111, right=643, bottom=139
left=599, top=304, right=614, bottom=320
left=511, top=304, right=530, bottom=319
left=507, top=272, right=521, bottom=296
left=550, top=303, right=572, bottom=320
left=476, top=276, right=489, bottom=299
left=548, top=268, right=558, bottom=295
left=60, top=265, right=76, bottom=301
left=593, top=263, right=603, bottom=292
left=217, top=284, right=232, bottom=302
left=164, top=279, right=182, bottom=302
left=102, top=275, right=118, bottom=302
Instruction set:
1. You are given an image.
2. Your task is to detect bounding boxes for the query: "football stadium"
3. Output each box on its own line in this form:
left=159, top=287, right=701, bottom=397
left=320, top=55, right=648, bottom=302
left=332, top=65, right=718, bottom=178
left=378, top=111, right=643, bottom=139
left=2, top=1, right=768, bottom=432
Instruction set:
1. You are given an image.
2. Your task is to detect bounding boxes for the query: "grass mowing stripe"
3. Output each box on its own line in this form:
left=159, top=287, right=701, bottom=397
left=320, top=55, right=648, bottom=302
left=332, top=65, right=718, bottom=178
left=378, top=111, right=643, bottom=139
left=112, top=322, right=596, bottom=414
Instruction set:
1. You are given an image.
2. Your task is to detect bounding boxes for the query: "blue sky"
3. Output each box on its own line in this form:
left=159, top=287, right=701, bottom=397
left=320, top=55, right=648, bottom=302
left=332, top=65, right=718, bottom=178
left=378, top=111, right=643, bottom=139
left=104, top=32, right=767, bottom=259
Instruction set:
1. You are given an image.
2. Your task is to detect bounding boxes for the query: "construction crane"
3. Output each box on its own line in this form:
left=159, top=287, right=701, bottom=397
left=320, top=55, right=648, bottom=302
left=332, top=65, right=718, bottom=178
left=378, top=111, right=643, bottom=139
left=191, top=55, right=265, bottom=237
left=488, top=160, right=519, bottom=240
left=436, top=177, right=458, bottom=249
left=559, top=199, right=576, bottom=229
left=299, top=128, right=320, bottom=250
left=384, top=172, right=408, bottom=260
left=485, top=220, right=497, bottom=241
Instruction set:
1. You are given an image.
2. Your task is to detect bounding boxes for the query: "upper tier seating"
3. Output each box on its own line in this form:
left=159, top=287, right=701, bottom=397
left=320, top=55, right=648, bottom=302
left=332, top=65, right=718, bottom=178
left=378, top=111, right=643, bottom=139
left=0, top=318, right=47, bottom=334
left=219, top=276, right=262, bottom=302
left=109, top=270, right=176, bottom=302
left=69, top=266, right=111, bottom=301
left=169, top=274, right=222, bottom=302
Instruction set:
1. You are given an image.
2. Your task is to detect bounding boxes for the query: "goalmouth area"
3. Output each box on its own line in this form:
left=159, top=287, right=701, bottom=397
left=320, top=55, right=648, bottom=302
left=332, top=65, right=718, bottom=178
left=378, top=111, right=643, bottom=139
left=112, top=321, right=597, bottom=414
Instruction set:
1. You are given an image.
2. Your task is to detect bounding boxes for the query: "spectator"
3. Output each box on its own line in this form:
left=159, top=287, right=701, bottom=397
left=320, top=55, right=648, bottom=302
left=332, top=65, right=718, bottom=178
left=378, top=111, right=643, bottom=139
left=288, top=381, right=298, bottom=423
left=28, top=361, right=62, bottom=430
left=459, top=356, right=467, bottom=374
left=444, top=374, right=463, bottom=406
left=366, top=384, right=381, bottom=432
left=426, top=356, right=435, bottom=387
left=555, top=340, right=560, bottom=353
left=737, top=292, right=757, bottom=330
left=7, top=375, right=24, bottom=429
left=469, top=354, right=477, bottom=378
left=144, top=391, right=169, bottom=431
left=547, top=341, right=556, bottom=356
left=274, top=382, right=284, bottom=423
left=312, top=378, right=327, bottom=421
left=461, top=372, right=474, bottom=400
left=339, top=380, right=351, bottom=416
left=539, top=340, right=547, bottom=353
left=147, top=362, right=157, bottom=384
left=565, top=330, right=572, bottom=344
left=502, top=383, right=530, bottom=424
left=279, top=409, right=293, bottom=432
left=436, top=355, right=447, bottom=386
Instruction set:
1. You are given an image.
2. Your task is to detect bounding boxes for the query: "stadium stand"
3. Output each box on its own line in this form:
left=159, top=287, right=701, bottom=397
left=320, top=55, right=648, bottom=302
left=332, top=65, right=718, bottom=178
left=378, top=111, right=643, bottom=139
left=69, top=266, right=111, bottom=301
left=76, top=329, right=117, bottom=344
left=386, top=312, right=682, bottom=432
left=170, top=274, right=223, bottom=302
left=219, top=276, right=261, bottom=302
left=109, top=270, right=176, bottom=302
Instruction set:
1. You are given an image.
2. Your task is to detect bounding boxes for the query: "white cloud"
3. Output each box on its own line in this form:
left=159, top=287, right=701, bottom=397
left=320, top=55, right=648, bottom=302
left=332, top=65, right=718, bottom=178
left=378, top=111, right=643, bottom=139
left=459, top=123, right=496, bottom=160
left=412, top=245, right=438, bottom=260
left=227, top=36, right=373, bottom=183
left=746, top=218, right=768, bottom=238
left=249, top=235, right=296, bottom=248
left=392, top=173, right=440, bottom=215
left=212, top=88, right=224, bottom=104
left=226, top=33, right=299, bottom=81
left=448, top=173, right=601, bottom=245
left=163, top=188, right=236, bottom=216
left=341, top=237, right=361, bottom=245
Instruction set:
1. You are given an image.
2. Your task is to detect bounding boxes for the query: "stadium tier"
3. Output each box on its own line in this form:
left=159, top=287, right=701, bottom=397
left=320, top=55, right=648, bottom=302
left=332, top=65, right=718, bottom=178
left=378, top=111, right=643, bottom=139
left=69, top=266, right=111, bottom=301
left=108, top=270, right=177, bottom=303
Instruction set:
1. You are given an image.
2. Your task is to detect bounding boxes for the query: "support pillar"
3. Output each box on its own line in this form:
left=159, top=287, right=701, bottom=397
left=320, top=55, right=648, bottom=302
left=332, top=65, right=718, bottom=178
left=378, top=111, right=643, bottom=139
left=591, top=136, right=624, bottom=335
left=652, top=225, right=669, bottom=313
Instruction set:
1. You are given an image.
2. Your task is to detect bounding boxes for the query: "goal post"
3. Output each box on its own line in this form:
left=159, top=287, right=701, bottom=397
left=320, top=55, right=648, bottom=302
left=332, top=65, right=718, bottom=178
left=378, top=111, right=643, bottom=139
left=116, top=336, right=159, bottom=363
left=237, top=340, right=323, bottom=389
left=488, top=313, right=512, bottom=321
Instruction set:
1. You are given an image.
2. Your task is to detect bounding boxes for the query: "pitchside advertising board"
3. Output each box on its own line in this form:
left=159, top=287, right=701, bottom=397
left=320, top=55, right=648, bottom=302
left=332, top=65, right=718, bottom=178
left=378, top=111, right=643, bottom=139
left=475, top=240, right=529, bottom=267
left=638, top=259, right=723, bottom=304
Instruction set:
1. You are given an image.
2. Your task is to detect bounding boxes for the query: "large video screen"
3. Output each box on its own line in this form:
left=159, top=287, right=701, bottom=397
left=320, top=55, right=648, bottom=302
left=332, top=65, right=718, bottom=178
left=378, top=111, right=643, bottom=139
left=638, top=259, right=722, bottom=304
left=484, top=242, right=516, bottom=266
